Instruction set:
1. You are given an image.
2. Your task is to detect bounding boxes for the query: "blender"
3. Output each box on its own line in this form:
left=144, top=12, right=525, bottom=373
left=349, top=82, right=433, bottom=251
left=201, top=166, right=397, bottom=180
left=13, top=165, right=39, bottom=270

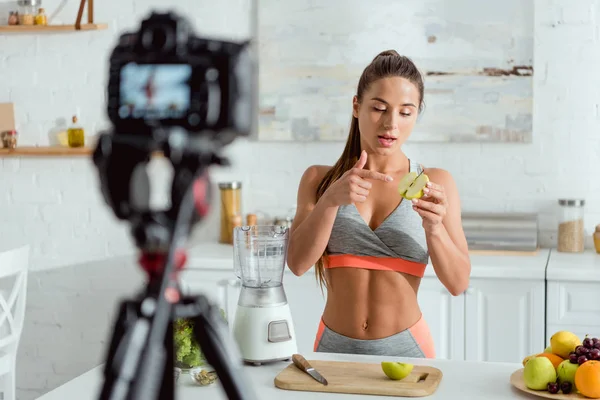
left=231, top=225, right=297, bottom=365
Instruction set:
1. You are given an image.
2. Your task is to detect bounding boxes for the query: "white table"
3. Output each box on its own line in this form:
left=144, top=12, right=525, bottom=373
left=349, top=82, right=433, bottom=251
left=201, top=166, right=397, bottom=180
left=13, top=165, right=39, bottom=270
left=37, top=351, right=532, bottom=399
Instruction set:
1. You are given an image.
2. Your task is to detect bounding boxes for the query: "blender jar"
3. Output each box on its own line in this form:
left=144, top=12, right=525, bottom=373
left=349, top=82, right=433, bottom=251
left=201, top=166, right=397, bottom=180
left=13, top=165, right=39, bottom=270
left=233, top=225, right=289, bottom=288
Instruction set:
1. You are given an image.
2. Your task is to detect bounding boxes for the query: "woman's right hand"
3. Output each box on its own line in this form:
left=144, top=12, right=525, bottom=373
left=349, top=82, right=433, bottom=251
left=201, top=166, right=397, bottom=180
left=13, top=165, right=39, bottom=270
left=322, top=150, right=393, bottom=206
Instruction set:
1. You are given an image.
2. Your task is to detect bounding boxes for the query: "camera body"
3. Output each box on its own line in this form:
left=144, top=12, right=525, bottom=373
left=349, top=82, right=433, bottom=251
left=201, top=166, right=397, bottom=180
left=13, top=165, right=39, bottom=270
left=95, top=11, right=256, bottom=246
left=106, top=11, right=255, bottom=146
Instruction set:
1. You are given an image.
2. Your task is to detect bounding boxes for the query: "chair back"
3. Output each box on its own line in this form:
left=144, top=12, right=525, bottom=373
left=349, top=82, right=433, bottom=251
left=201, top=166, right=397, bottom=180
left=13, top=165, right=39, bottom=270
left=0, top=245, right=30, bottom=351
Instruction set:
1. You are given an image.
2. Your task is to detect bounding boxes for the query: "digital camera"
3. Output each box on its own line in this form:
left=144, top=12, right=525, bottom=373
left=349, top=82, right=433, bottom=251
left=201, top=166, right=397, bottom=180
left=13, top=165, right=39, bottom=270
left=106, top=11, right=255, bottom=145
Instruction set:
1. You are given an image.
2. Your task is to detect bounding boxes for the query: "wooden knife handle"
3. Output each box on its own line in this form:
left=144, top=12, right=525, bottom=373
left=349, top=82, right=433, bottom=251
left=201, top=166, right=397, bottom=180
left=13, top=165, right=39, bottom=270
left=292, top=354, right=312, bottom=372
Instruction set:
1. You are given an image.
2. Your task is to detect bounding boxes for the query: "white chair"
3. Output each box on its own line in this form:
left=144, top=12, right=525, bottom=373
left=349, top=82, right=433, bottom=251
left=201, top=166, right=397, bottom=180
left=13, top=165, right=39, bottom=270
left=0, top=245, right=29, bottom=400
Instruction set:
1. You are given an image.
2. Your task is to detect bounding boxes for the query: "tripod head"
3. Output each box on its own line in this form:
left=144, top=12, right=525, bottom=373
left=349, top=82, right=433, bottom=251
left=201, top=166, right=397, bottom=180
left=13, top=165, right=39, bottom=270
left=92, top=10, right=258, bottom=400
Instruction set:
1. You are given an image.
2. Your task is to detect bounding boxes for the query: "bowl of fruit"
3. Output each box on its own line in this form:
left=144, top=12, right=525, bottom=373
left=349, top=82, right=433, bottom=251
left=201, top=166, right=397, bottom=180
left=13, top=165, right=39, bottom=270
left=510, top=331, right=600, bottom=398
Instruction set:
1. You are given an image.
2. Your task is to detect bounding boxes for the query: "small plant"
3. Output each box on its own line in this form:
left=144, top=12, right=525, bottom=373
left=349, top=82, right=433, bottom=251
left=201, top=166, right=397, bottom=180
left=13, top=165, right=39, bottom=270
left=173, top=309, right=227, bottom=369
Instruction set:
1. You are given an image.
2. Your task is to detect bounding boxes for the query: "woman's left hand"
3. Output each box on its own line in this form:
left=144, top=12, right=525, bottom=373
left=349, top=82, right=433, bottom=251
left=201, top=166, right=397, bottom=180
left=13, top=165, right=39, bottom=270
left=411, top=181, right=448, bottom=234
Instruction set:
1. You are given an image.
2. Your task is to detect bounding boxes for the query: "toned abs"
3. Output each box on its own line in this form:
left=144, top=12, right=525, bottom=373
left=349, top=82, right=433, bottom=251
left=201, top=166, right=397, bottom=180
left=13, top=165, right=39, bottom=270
left=314, top=159, right=425, bottom=339
left=322, top=268, right=422, bottom=339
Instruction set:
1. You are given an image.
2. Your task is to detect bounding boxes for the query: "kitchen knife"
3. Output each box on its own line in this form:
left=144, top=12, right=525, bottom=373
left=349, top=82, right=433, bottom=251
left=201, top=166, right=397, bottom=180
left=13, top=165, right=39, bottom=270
left=412, top=169, right=425, bottom=183
left=292, top=354, right=328, bottom=386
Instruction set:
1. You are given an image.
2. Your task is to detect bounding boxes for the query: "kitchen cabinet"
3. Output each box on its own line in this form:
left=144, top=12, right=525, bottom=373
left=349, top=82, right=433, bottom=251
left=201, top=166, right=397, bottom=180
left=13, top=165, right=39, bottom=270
left=182, top=243, right=551, bottom=364
left=545, top=249, right=600, bottom=344
left=464, top=277, right=545, bottom=363
left=417, top=277, right=465, bottom=360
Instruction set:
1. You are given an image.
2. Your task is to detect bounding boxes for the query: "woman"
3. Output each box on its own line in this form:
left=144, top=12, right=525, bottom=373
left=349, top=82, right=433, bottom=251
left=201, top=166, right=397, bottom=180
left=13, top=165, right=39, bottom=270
left=286, top=50, right=471, bottom=358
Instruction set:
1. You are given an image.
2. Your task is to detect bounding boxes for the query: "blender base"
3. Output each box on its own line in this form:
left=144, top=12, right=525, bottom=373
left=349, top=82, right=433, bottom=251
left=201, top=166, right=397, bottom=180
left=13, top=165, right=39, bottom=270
left=233, top=303, right=298, bottom=365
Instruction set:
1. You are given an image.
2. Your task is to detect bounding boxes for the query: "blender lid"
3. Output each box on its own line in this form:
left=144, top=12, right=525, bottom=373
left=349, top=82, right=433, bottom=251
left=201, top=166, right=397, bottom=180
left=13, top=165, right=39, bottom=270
left=219, top=181, right=242, bottom=189
left=18, top=0, right=42, bottom=6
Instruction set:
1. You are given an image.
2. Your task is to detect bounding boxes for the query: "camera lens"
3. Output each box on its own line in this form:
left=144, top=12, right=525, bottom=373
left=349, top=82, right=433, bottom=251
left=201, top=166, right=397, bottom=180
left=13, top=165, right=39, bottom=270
left=141, top=24, right=174, bottom=52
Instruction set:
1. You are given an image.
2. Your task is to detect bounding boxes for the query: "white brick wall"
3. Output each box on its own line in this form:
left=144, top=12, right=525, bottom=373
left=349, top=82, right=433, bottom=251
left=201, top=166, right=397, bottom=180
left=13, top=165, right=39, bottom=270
left=1, top=0, right=599, bottom=398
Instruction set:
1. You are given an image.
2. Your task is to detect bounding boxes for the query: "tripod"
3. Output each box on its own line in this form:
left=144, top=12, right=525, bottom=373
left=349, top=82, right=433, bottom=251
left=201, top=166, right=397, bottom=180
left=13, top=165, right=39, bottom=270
left=93, top=133, right=258, bottom=400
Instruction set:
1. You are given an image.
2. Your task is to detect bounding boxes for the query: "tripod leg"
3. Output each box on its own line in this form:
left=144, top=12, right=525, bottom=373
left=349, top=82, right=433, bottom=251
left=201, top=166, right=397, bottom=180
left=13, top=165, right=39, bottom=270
left=177, top=295, right=258, bottom=400
left=161, top=318, right=175, bottom=398
left=98, top=299, right=175, bottom=400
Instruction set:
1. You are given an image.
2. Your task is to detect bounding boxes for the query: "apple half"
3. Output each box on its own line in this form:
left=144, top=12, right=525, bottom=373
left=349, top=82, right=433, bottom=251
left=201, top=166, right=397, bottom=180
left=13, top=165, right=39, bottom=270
left=398, top=171, right=429, bottom=200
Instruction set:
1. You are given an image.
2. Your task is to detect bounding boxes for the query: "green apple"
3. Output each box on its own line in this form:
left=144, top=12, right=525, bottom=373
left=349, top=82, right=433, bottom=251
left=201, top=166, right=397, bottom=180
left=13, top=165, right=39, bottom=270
left=404, top=173, right=430, bottom=200
left=557, top=359, right=578, bottom=390
left=398, top=171, right=430, bottom=200
left=523, top=357, right=557, bottom=390
left=544, top=345, right=552, bottom=354
left=381, top=361, right=414, bottom=380
left=397, top=172, right=418, bottom=197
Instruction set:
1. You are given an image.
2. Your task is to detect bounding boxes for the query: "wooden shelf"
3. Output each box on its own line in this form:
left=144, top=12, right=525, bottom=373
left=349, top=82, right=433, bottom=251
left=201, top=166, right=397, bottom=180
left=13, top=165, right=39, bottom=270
left=0, top=146, right=93, bottom=157
left=0, top=146, right=165, bottom=158
left=0, top=24, right=108, bottom=33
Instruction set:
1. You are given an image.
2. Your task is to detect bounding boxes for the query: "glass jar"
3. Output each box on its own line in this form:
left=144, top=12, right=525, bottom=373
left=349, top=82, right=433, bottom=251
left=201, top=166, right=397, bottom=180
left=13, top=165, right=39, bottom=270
left=8, top=12, right=19, bottom=25
left=594, top=224, right=600, bottom=254
left=18, top=0, right=42, bottom=25
left=1, top=130, right=18, bottom=149
left=557, top=199, right=585, bottom=253
left=219, top=182, right=242, bottom=245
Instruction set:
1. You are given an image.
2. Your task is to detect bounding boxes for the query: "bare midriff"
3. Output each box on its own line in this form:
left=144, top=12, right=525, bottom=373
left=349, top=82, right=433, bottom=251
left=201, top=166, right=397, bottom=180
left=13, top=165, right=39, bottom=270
left=320, top=267, right=422, bottom=340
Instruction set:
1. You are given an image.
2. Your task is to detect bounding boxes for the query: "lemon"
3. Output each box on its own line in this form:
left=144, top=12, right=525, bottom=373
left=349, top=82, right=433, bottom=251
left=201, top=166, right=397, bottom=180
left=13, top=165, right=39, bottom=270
left=550, top=331, right=581, bottom=359
left=381, top=361, right=414, bottom=380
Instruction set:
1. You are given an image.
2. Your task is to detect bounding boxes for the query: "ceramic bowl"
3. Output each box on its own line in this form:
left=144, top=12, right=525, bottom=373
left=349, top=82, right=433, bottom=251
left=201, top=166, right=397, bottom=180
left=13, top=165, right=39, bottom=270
left=189, top=366, right=218, bottom=387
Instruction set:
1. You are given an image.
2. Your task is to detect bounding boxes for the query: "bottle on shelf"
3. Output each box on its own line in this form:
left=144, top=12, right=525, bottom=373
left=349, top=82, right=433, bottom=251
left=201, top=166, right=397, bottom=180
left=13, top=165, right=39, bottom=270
left=67, top=116, right=85, bottom=148
left=34, top=8, right=47, bottom=25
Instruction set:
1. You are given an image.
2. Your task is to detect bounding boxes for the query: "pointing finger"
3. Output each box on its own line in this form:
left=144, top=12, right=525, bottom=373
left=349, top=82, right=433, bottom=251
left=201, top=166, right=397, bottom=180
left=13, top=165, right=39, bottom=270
left=355, top=168, right=393, bottom=182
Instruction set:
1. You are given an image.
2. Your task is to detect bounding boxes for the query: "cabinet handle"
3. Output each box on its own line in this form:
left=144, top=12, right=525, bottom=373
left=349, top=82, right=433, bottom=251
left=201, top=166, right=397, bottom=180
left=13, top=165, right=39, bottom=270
left=466, top=288, right=475, bottom=295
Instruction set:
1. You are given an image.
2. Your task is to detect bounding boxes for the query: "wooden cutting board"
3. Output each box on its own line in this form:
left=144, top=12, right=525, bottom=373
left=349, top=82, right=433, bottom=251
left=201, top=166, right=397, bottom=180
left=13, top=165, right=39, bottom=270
left=274, top=359, right=442, bottom=397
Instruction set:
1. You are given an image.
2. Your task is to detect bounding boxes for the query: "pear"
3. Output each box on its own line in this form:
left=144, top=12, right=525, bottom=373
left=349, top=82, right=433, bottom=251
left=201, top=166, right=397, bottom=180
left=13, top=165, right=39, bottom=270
left=381, top=361, right=414, bottom=380
left=522, top=354, right=537, bottom=367
left=523, top=357, right=557, bottom=391
left=404, top=173, right=430, bottom=200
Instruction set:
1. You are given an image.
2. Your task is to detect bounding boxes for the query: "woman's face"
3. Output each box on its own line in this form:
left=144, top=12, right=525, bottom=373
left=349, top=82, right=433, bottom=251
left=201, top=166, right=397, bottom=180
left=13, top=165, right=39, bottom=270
left=353, top=77, right=421, bottom=155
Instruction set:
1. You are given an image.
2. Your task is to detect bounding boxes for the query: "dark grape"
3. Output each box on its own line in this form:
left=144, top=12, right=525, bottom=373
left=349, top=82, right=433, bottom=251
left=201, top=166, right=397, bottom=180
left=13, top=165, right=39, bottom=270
left=594, top=338, right=600, bottom=350
left=569, top=352, right=579, bottom=364
left=584, top=337, right=595, bottom=349
left=547, top=382, right=559, bottom=394
left=576, top=346, right=589, bottom=356
left=561, top=381, right=572, bottom=394
left=578, top=355, right=588, bottom=365
left=590, top=348, right=600, bottom=360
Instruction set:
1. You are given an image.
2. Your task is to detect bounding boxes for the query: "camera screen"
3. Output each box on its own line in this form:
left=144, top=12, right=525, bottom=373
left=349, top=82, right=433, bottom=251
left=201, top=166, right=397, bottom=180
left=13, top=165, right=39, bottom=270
left=118, top=63, right=192, bottom=120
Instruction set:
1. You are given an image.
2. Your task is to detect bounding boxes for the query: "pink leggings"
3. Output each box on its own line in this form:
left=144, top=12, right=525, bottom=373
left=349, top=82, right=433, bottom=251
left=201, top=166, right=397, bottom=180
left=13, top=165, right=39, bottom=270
left=313, top=314, right=436, bottom=358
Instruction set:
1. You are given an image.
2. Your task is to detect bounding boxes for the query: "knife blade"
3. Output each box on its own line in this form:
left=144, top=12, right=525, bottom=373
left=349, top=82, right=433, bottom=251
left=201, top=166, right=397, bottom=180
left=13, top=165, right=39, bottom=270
left=292, top=354, right=328, bottom=385
left=412, top=169, right=425, bottom=183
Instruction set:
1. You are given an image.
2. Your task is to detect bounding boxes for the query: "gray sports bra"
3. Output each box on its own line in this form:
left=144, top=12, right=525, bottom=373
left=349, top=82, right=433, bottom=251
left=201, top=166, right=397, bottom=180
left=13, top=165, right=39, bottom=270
left=324, top=159, right=430, bottom=275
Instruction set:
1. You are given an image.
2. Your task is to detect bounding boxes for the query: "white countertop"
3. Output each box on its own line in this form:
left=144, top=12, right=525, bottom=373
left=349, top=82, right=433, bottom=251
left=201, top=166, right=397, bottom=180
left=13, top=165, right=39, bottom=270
left=36, top=351, right=532, bottom=400
left=186, top=242, right=550, bottom=280
left=546, top=248, right=600, bottom=281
